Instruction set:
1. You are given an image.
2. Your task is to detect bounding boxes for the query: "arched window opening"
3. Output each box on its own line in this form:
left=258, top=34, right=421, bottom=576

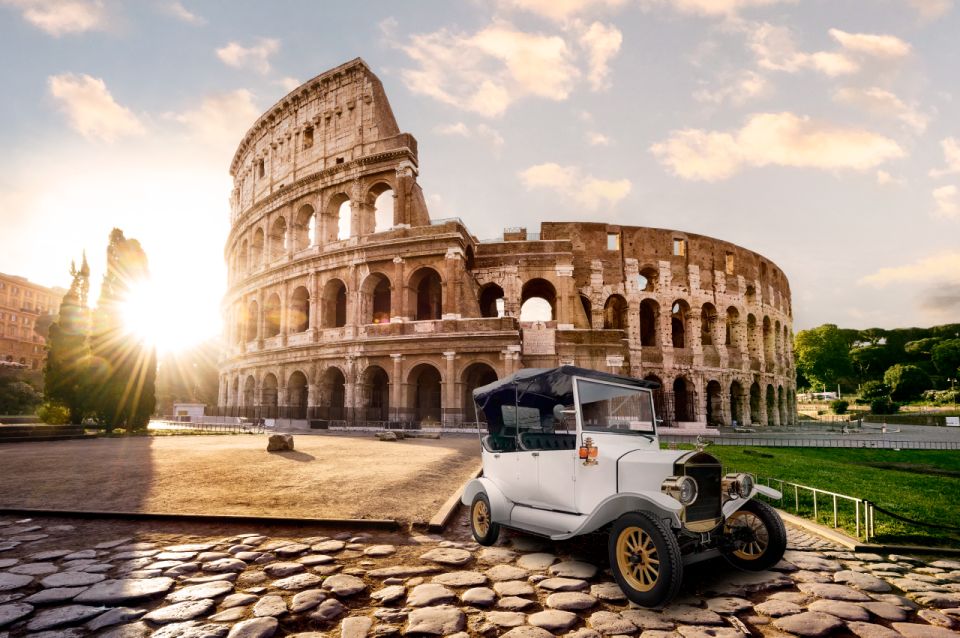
left=520, top=278, right=556, bottom=322
left=639, top=299, right=658, bottom=346
left=673, top=377, right=695, bottom=422
left=778, top=385, right=787, bottom=426
left=243, top=376, right=255, bottom=407
left=287, top=371, right=308, bottom=419
left=671, top=300, right=688, bottom=348
left=322, top=279, right=347, bottom=328
left=725, top=307, right=739, bottom=347
left=765, top=384, right=776, bottom=426
left=261, top=374, right=279, bottom=410
left=763, top=316, right=774, bottom=361
left=706, top=380, right=723, bottom=426
left=745, top=284, right=757, bottom=305
left=749, top=382, right=761, bottom=425
left=231, top=378, right=239, bottom=406
left=462, top=362, right=498, bottom=425
left=246, top=300, right=259, bottom=342
left=747, top=314, right=759, bottom=358
left=251, top=228, right=264, bottom=269
left=701, top=303, right=717, bottom=346
left=638, top=266, right=658, bottom=292
left=603, top=295, right=628, bottom=330
left=580, top=295, right=593, bottom=328
left=293, top=205, right=315, bottom=251
left=269, top=217, right=287, bottom=260
left=410, top=268, right=442, bottom=321
left=479, top=284, right=505, bottom=318
left=264, top=294, right=281, bottom=338
left=361, top=273, right=392, bottom=324
left=360, top=366, right=390, bottom=421
left=290, top=286, right=310, bottom=333
left=319, top=368, right=346, bottom=420
left=373, top=188, right=394, bottom=233
left=730, top=380, right=744, bottom=426
left=337, top=200, right=351, bottom=241
left=409, top=364, right=442, bottom=423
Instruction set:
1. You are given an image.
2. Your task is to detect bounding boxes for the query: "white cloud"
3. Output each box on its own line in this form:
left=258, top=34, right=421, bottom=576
left=434, top=122, right=471, bottom=137
left=930, top=137, right=960, bottom=177
left=907, top=0, right=953, bottom=20
left=834, top=87, right=929, bottom=133
left=828, top=29, right=911, bottom=59
left=694, top=69, right=769, bottom=105
left=400, top=23, right=580, bottom=117
left=216, top=38, right=280, bottom=75
left=48, top=73, right=145, bottom=142
left=860, top=251, right=960, bottom=286
left=1, top=0, right=106, bottom=36
left=587, top=131, right=611, bottom=145
left=650, top=112, right=904, bottom=182
left=578, top=22, right=622, bottom=91
left=276, top=77, right=301, bottom=92
left=876, top=170, right=905, bottom=186
left=519, top=162, right=631, bottom=209
left=933, top=185, right=959, bottom=219
left=496, top=0, right=628, bottom=22
left=163, top=1, right=204, bottom=25
left=640, top=0, right=794, bottom=17
left=434, top=122, right=504, bottom=149
left=169, top=89, right=261, bottom=148
left=749, top=23, right=858, bottom=76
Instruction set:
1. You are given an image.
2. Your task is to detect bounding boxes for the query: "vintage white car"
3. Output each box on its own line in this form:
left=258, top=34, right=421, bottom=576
left=462, top=365, right=786, bottom=608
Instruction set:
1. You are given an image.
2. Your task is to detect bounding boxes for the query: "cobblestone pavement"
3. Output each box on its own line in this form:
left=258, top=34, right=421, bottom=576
left=1, top=513, right=958, bottom=637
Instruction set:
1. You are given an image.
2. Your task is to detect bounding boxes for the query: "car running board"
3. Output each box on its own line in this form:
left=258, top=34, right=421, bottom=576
left=509, top=504, right=588, bottom=540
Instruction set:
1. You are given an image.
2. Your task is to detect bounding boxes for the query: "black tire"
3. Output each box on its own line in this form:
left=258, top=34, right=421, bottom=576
left=470, top=492, right=500, bottom=546
left=608, top=511, right=683, bottom=608
left=721, top=498, right=787, bottom=571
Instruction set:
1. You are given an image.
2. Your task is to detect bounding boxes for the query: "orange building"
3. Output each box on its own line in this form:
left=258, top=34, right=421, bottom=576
left=0, top=272, right=64, bottom=371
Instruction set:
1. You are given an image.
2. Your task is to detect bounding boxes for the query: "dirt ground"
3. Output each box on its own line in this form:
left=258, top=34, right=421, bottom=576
left=0, top=433, right=481, bottom=523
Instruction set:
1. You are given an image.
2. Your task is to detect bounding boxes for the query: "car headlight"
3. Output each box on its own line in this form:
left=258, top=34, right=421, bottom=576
left=661, top=476, right=698, bottom=505
left=722, top=472, right=755, bottom=499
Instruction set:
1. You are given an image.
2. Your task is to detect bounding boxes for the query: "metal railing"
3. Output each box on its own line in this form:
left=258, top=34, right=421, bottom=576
left=149, top=419, right=266, bottom=435
left=748, top=474, right=871, bottom=541
left=661, top=435, right=960, bottom=450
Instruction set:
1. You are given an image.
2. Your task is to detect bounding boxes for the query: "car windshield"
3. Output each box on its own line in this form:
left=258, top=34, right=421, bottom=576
left=576, top=378, right=657, bottom=435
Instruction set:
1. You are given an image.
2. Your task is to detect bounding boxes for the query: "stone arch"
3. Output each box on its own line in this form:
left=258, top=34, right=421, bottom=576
left=269, top=216, right=287, bottom=260
left=725, top=306, right=740, bottom=347
left=778, top=384, right=787, bottom=426
left=747, top=314, right=760, bottom=363
left=749, top=381, right=761, bottom=424
left=671, top=299, right=690, bottom=348
left=243, top=375, right=256, bottom=407
left=579, top=294, right=593, bottom=328
left=366, top=181, right=395, bottom=234
left=325, top=192, right=351, bottom=243
left=321, top=279, right=348, bottom=328
left=461, top=362, right=498, bottom=425
left=264, top=293, right=281, bottom=338
left=701, top=303, right=718, bottom=346
left=251, top=228, right=264, bottom=269
left=745, top=284, right=757, bottom=305
left=290, top=286, right=310, bottom=333
left=246, top=300, right=259, bottom=342
left=409, top=267, right=442, bottom=321
left=766, top=384, right=776, bottom=426
left=358, top=365, right=390, bottom=422
left=520, top=278, right=557, bottom=321
left=640, top=299, right=659, bottom=346
left=318, top=366, right=346, bottom=420
left=408, top=363, right=442, bottom=423
left=603, top=294, right=629, bottom=330
left=763, top=316, right=775, bottom=362
left=292, top=204, right=315, bottom=251
left=479, top=283, right=505, bottom=318
left=287, top=370, right=308, bottom=419
left=730, top=379, right=745, bottom=425
left=360, top=273, right=392, bottom=324
left=638, top=265, right=658, bottom=293
left=261, top=373, right=279, bottom=412
left=775, top=319, right=783, bottom=358
left=706, top=379, right=723, bottom=426
left=673, top=376, right=696, bottom=422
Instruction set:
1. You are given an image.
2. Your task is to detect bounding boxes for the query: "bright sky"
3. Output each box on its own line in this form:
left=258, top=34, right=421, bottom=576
left=1, top=0, right=958, bottom=351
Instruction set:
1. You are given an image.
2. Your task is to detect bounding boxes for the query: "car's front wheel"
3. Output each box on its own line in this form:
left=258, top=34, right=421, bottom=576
left=721, top=498, right=787, bottom=571
left=470, top=492, right=500, bottom=546
left=608, top=511, right=683, bottom=608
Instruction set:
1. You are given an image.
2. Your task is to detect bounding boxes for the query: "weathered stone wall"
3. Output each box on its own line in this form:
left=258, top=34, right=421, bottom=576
left=218, top=59, right=796, bottom=428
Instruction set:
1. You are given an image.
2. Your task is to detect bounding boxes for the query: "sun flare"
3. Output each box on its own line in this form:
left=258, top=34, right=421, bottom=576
left=120, top=280, right=213, bottom=353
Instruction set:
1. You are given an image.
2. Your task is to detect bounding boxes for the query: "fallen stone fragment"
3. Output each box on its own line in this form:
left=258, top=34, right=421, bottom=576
left=227, top=616, right=278, bottom=638
left=266, top=433, right=294, bottom=452
left=144, top=599, right=215, bottom=624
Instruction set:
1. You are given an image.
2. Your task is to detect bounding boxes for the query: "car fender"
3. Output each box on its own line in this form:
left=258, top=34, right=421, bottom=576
left=461, top=477, right=512, bottom=523
left=721, top=484, right=783, bottom=518
left=552, top=491, right=683, bottom=540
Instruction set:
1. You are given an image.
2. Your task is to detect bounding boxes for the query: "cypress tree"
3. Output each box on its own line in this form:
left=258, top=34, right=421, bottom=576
left=44, top=255, right=92, bottom=424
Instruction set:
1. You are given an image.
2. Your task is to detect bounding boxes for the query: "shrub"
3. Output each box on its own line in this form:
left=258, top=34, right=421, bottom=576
left=859, top=380, right=891, bottom=401
left=883, top=364, right=932, bottom=402
left=37, top=402, right=71, bottom=425
left=870, top=398, right=900, bottom=415
left=829, top=400, right=849, bottom=415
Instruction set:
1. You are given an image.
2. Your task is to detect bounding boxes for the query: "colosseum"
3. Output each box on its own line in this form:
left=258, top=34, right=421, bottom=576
left=217, top=58, right=797, bottom=430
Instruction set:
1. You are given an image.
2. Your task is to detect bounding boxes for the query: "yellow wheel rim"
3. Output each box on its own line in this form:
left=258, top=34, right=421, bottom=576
left=473, top=499, right=490, bottom=537
left=726, top=510, right=769, bottom=560
left=615, top=526, right=660, bottom=592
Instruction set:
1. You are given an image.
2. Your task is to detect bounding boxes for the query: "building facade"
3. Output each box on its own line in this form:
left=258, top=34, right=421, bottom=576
left=0, top=272, right=63, bottom=371
left=218, top=59, right=796, bottom=428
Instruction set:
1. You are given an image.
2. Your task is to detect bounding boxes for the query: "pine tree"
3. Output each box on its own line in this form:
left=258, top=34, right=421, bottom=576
left=89, top=229, right=157, bottom=432
left=44, top=255, right=92, bottom=424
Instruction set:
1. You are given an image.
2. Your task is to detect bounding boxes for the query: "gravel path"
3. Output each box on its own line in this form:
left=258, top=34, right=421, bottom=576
left=0, top=512, right=958, bottom=637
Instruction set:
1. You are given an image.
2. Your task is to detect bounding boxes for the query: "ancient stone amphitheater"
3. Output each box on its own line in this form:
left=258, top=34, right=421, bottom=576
left=217, top=59, right=796, bottom=429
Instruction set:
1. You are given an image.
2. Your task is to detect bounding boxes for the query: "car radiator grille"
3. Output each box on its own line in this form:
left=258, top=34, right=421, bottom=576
left=684, top=464, right=722, bottom=524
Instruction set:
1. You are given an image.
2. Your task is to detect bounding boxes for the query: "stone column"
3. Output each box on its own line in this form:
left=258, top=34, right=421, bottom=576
left=279, top=284, right=288, bottom=346
left=308, top=272, right=319, bottom=340
left=443, top=352, right=456, bottom=425
left=391, top=354, right=403, bottom=422
left=555, top=264, right=575, bottom=327
left=392, top=257, right=406, bottom=322
left=757, top=388, right=768, bottom=426
left=443, top=249, right=461, bottom=319
left=257, top=289, right=265, bottom=347
left=344, top=356, right=357, bottom=423
left=689, top=313, right=703, bottom=367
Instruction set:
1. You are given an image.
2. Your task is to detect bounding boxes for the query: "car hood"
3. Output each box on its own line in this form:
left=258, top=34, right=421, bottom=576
left=615, top=448, right=692, bottom=494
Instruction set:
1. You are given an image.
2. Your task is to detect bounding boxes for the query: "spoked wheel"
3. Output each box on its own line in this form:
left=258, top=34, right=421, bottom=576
left=608, top=511, right=682, bottom=608
left=470, top=492, right=500, bottom=546
left=722, top=498, right=787, bottom=571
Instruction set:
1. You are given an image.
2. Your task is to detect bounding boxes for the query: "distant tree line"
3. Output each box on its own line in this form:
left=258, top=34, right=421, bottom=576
left=794, top=323, right=960, bottom=410
left=43, top=228, right=157, bottom=431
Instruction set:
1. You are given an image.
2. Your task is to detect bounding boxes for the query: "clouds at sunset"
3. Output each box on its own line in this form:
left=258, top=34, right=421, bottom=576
left=48, top=73, right=145, bottom=142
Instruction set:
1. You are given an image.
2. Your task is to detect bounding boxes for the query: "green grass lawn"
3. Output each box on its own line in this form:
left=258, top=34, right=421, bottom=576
left=695, top=446, right=960, bottom=546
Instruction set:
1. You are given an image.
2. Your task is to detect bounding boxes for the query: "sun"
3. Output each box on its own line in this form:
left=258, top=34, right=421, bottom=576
left=120, top=280, right=205, bottom=354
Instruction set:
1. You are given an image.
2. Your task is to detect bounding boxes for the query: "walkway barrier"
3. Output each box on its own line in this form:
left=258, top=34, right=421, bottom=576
left=661, top=435, right=960, bottom=450
left=149, top=419, right=265, bottom=435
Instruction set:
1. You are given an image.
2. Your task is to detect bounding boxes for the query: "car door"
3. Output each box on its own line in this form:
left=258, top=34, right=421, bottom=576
left=535, top=409, right=577, bottom=512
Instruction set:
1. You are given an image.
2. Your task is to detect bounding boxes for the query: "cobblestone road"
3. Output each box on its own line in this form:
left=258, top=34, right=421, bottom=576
left=0, top=513, right=958, bottom=637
